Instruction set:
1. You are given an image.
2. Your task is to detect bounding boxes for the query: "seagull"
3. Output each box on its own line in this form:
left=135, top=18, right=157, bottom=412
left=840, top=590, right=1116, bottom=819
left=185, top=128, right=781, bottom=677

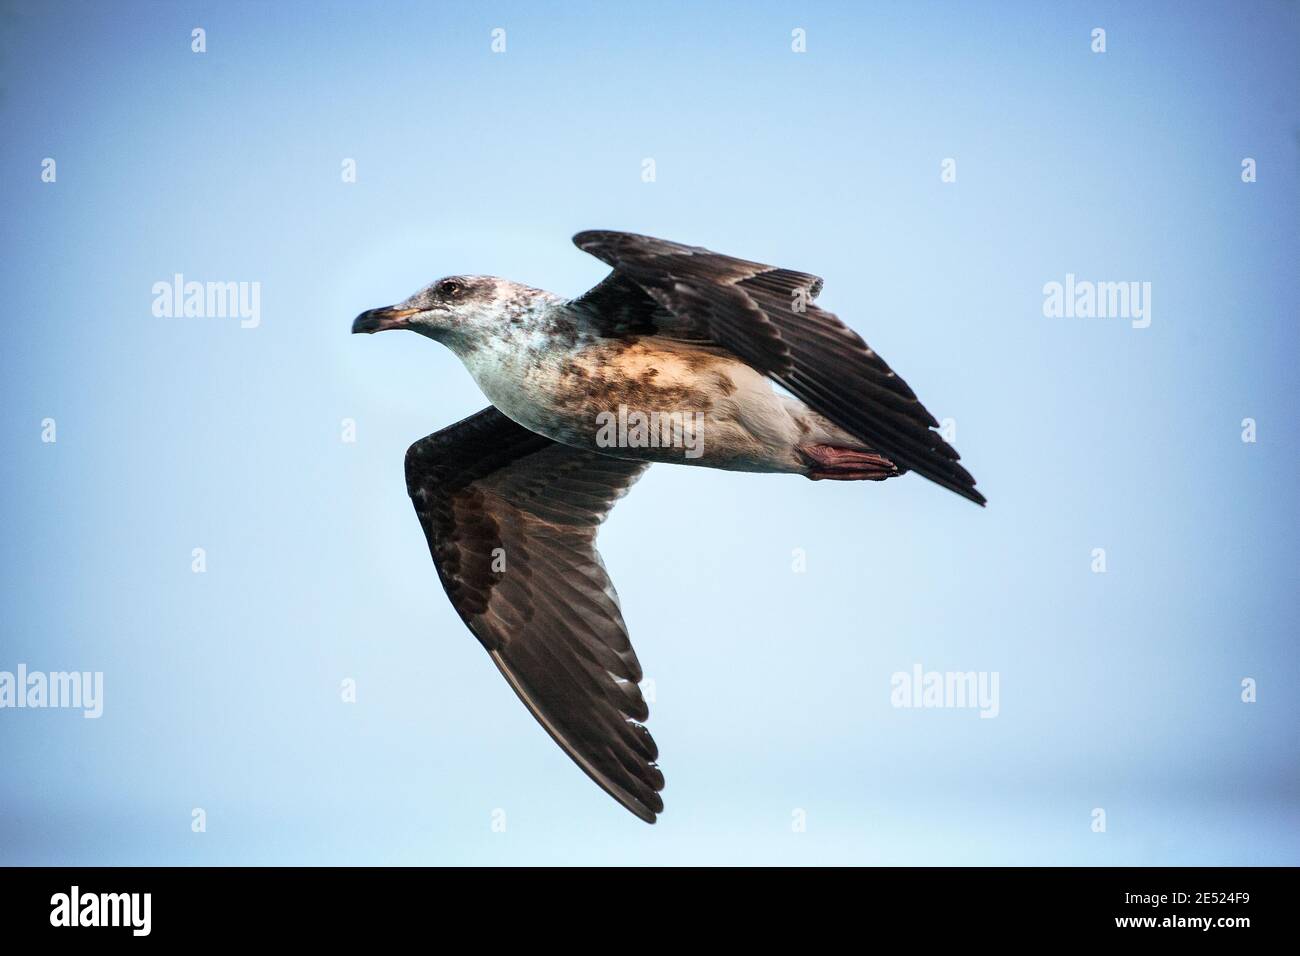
left=352, top=231, right=984, bottom=823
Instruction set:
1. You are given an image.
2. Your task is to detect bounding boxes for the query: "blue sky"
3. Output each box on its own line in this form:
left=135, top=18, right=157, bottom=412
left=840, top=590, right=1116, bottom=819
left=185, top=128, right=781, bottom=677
left=1, top=0, right=1297, bottom=864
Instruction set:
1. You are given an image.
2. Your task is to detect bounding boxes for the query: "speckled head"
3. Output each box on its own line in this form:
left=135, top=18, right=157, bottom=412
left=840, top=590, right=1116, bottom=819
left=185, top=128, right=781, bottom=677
left=351, top=276, right=555, bottom=348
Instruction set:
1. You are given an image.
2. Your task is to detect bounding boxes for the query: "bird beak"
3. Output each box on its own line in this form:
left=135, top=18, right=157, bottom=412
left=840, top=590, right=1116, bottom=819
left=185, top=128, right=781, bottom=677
left=352, top=306, right=420, bottom=334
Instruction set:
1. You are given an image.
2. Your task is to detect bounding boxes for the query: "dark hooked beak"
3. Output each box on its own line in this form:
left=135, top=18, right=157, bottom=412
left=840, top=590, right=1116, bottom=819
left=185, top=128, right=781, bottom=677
left=351, top=306, right=420, bottom=334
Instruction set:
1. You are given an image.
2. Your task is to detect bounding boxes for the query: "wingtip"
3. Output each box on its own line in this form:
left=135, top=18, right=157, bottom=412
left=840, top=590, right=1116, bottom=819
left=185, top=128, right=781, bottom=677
left=935, top=476, right=986, bottom=507
left=616, top=791, right=661, bottom=824
left=572, top=229, right=605, bottom=250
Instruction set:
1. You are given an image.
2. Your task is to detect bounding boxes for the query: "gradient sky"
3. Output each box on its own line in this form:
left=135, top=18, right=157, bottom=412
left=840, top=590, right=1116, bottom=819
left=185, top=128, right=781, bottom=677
left=1, top=0, right=1297, bottom=865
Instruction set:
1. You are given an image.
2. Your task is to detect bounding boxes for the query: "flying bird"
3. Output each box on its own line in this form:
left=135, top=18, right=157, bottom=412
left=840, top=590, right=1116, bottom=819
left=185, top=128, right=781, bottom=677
left=352, top=231, right=984, bottom=823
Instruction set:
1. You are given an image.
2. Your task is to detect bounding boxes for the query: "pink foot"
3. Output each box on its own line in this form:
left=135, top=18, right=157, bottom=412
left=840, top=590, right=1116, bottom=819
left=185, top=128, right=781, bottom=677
left=799, top=444, right=902, bottom=482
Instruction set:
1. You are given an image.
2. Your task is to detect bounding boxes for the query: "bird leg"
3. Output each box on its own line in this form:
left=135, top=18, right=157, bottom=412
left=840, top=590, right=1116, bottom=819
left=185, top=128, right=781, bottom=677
left=798, top=444, right=902, bottom=482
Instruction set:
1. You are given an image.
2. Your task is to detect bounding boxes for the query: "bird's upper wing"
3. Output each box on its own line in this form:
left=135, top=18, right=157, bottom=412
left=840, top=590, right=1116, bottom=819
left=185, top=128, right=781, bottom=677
left=571, top=230, right=985, bottom=505
left=405, top=406, right=663, bottom=822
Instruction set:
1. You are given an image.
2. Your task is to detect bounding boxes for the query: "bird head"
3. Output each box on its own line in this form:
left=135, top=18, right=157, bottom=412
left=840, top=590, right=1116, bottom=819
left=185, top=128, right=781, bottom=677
left=352, top=276, right=552, bottom=347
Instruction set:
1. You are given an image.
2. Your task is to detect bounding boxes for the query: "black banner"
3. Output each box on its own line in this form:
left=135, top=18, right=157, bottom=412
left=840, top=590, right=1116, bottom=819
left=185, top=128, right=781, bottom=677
left=0, top=866, right=1282, bottom=940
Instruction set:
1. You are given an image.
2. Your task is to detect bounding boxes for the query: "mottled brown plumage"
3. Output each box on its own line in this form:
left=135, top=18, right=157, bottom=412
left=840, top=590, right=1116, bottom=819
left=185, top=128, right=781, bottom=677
left=571, top=231, right=984, bottom=505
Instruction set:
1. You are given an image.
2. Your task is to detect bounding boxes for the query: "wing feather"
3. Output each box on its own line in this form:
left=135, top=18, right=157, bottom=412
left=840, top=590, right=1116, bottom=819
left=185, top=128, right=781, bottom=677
left=572, top=230, right=985, bottom=505
left=405, top=406, right=662, bottom=822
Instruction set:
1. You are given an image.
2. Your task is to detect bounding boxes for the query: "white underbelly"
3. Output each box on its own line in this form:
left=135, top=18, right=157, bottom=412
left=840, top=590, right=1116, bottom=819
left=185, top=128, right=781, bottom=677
left=464, top=338, right=855, bottom=473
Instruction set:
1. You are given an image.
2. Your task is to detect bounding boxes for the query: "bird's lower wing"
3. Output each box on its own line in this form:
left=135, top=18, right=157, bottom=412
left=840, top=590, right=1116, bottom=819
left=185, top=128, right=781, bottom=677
left=572, top=230, right=984, bottom=505
left=405, top=406, right=663, bottom=822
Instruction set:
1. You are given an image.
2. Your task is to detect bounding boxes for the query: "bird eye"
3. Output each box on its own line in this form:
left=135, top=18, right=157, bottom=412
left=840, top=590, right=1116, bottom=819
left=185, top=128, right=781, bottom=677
left=440, top=280, right=462, bottom=297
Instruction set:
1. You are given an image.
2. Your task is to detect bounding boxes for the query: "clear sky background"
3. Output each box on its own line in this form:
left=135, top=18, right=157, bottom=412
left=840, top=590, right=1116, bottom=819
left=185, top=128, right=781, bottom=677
left=1, top=1, right=1297, bottom=865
